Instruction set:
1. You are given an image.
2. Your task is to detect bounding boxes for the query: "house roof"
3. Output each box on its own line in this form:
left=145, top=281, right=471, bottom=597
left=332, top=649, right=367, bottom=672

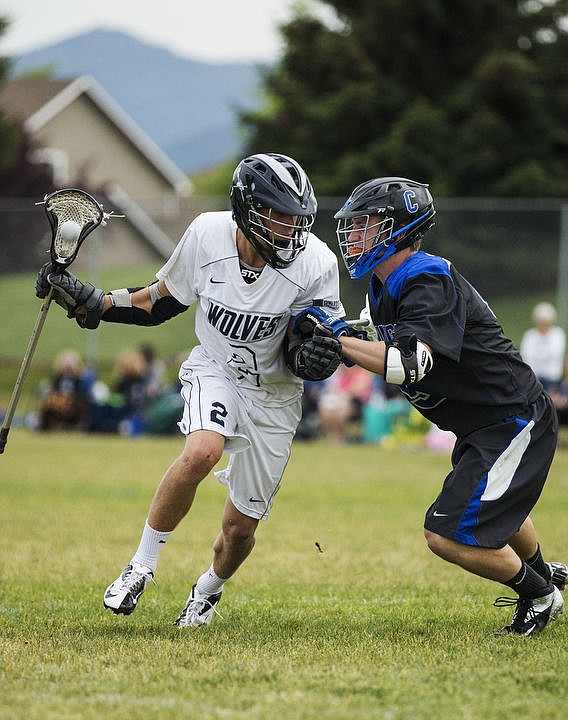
left=0, top=75, right=191, bottom=195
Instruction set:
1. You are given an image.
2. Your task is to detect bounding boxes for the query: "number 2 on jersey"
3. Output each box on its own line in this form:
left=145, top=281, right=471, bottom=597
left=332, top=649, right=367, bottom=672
left=210, top=401, right=228, bottom=426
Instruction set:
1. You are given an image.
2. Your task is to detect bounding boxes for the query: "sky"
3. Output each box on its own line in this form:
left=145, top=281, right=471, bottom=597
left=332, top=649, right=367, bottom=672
left=0, top=0, right=302, bottom=63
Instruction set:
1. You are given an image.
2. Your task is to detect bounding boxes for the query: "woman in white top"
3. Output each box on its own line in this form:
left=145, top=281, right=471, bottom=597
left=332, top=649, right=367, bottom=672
left=520, top=302, right=566, bottom=391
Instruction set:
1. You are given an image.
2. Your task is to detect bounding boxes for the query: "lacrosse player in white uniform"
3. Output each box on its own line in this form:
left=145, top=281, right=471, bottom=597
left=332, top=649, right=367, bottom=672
left=36, top=153, right=354, bottom=627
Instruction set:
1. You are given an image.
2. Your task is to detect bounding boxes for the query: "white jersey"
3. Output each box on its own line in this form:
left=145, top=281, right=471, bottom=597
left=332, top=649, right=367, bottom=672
left=156, top=211, right=344, bottom=405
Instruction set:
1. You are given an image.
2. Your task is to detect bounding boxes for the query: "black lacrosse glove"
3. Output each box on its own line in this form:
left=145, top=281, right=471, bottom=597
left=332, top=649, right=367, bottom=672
left=286, top=332, right=343, bottom=381
left=35, top=262, right=54, bottom=298
left=36, top=262, right=105, bottom=329
left=292, top=306, right=369, bottom=370
left=36, top=262, right=75, bottom=313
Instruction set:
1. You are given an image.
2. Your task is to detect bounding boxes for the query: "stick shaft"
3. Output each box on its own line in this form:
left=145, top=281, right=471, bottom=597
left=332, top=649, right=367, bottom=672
left=345, top=318, right=370, bottom=327
left=0, top=289, right=53, bottom=454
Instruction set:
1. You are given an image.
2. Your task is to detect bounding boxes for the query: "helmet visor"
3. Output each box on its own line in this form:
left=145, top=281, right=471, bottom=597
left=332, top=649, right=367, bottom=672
left=336, top=212, right=394, bottom=276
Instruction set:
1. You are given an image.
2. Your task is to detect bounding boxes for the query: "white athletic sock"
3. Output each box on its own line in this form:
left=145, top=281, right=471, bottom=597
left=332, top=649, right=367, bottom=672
left=195, top=563, right=228, bottom=595
left=130, top=520, right=172, bottom=572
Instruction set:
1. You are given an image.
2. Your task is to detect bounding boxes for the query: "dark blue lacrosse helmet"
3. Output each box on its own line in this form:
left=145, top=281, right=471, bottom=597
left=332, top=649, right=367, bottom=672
left=230, top=152, right=317, bottom=268
left=334, top=177, right=436, bottom=278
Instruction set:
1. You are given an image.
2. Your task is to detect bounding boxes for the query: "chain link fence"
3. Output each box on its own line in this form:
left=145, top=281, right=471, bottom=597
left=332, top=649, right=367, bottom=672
left=2, top=195, right=568, bottom=327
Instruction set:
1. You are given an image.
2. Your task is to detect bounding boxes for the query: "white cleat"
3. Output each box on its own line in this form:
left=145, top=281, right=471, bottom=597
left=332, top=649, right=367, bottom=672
left=103, top=563, right=154, bottom=615
left=173, top=584, right=223, bottom=628
left=546, top=561, right=568, bottom=591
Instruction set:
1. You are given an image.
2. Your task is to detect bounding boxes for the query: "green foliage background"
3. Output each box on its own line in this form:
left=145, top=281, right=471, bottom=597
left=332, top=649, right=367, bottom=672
left=241, top=0, right=568, bottom=197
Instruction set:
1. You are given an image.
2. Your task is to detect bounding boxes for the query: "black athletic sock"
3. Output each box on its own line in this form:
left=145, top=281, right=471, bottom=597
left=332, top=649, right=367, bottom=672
left=504, top=562, right=554, bottom=599
left=525, top=544, right=551, bottom=581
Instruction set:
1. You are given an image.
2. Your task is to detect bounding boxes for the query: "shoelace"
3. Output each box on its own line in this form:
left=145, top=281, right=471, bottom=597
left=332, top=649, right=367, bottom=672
left=120, top=566, right=156, bottom=592
left=179, top=594, right=224, bottom=624
left=493, top=596, right=535, bottom=629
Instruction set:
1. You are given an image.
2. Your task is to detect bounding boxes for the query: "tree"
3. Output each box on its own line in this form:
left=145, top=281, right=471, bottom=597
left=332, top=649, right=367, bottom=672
left=240, top=0, right=568, bottom=196
left=0, top=16, right=57, bottom=273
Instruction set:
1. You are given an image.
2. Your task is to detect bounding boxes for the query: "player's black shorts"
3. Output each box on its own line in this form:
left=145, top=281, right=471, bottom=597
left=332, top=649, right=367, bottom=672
left=424, top=392, right=558, bottom=548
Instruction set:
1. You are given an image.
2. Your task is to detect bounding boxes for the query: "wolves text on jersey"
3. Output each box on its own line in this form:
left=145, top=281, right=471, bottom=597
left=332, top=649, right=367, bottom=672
left=207, top=301, right=284, bottom=342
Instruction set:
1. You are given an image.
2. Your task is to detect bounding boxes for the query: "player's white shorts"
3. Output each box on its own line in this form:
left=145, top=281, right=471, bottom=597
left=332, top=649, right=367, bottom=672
left=178, top=360, right=302, bottom=520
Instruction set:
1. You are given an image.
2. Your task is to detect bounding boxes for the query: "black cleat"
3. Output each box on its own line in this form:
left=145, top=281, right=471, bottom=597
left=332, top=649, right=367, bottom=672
left=494, top=587, right=564, bottom=636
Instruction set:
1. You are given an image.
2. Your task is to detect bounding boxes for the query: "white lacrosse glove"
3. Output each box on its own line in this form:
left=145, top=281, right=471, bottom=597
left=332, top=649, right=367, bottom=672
left=356, top=298, right=378, bottom=341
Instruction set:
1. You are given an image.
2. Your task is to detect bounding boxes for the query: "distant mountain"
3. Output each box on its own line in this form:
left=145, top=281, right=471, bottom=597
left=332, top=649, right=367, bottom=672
left=9, top=29, right=265, bottom=173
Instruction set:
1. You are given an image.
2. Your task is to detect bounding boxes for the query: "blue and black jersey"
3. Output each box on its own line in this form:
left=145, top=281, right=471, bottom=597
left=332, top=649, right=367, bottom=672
left=369, top=251, right=542, bottom=436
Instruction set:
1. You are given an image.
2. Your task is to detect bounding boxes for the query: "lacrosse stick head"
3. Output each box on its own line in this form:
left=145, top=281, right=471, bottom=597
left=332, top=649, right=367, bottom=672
left=41, top=188, right=105, bottom=269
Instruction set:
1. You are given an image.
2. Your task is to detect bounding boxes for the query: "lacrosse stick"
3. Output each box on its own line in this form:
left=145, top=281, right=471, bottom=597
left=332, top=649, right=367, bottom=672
left=346, top=316, right=379, bottom=341
left=345, top=318, right=370, bottom=327
left=0, top=188, right=112, bottom=454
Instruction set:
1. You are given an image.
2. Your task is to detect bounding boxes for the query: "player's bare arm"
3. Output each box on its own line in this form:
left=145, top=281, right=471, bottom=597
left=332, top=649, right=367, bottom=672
left=101, top=278, right=189, bottom=325
left=100, top=279, right=171, bottom=315
left=339, top=334, right=386, bottom=374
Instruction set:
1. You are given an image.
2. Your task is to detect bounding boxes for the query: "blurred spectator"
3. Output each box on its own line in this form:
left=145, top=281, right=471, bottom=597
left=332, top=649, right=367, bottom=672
left=89, top=349, right=149, bottom=434
left=38, top=349, right=93, bottom=431
left=295, top=379, right=327, bottom=441
left=520, top=302, right=566, bottom=392
left=139, top=343, right=167, bottom=402
left=144, top=350, right=189, bottom=436
left=362, top=375, right=409, bottom=443
left=318, top=364, right=373, bottom=443
left=424, top=424, right=457, bottom=452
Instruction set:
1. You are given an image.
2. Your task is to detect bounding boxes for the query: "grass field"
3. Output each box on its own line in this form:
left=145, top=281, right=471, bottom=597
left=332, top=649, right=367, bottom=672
left=1, top=431, right=567, bottom=719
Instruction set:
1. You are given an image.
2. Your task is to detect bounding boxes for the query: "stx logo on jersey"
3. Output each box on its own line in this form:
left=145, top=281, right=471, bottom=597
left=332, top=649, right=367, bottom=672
left=207, top=301, right=284, bottom=342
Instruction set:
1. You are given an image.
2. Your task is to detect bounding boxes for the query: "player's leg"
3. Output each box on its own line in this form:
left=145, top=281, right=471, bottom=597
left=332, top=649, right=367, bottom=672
left=173, top=498, right=259, bottom=628
left=174, top=397, right=302, bottom=628
left=104, top=365, right=243, bottom=617
left=424, top=528, right=563, bottom=635
left=424, top=530, right=522, bottom=581
left=509, top=516, right=568, bottom=590
left=424, top=393, right=564, bottom=634
left=212, top=497, right=259, bottom=579
left=147, top=429, right=225, bottom=531
left=103, top=429, right=225, bottom=616
left=426, top=515, right=565, bottom=585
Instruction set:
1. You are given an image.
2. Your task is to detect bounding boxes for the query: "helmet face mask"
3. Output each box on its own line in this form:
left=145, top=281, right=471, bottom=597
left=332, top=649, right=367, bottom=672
left=247, top=206, right=314, bottom=266
left=334, top=177, right=436, bottom=278
left=230, top=153, right=317, bottom=268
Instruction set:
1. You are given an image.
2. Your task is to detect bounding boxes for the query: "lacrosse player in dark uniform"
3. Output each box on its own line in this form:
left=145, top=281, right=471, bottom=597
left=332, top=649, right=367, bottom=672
left=36, top=153, right=348, bottom=627
left=293, top=177, right=567, bottom=636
